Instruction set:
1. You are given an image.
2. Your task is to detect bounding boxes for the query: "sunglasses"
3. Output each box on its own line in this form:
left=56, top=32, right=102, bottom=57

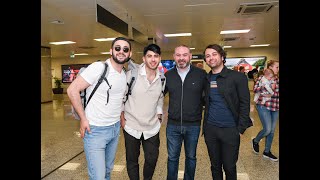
left=114, top=46, right=130, bottom=53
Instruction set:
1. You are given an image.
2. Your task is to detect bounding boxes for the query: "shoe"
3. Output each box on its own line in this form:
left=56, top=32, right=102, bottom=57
left=252, top=138, right=259, bottom=154
left=263, top=151, right=278, bottom=162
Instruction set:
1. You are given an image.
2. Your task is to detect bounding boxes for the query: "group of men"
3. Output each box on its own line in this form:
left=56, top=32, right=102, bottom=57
left=67, top=37, right=252, bottom=180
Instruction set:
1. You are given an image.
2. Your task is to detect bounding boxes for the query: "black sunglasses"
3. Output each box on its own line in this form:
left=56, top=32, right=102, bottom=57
left=114, top=46, right=130, bottom=53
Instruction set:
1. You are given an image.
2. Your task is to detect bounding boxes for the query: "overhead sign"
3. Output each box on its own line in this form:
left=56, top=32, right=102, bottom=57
left=192, top=54, right=204, bottom=59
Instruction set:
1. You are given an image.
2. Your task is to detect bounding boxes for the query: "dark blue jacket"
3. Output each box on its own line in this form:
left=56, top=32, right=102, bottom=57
left=203, top=66, right=253, bottom=134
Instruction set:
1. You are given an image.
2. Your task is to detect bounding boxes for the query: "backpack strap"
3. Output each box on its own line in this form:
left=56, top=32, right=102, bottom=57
left=159, top=72, right=166, bottom=96
left=84, top=62, right=109, bottom=108
left=124, top=68, right=138, bottom=104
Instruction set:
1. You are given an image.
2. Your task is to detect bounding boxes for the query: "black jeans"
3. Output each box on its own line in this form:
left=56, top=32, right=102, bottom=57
left=123, top=130, right=160, bottom=180
left=204, top=123, right=240, bottom=180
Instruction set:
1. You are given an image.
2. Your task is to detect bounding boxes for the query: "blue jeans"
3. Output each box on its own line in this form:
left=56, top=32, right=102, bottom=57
left=83, top=121, right=120, bottom=180
left=166, top=124, right=200, bottom=180
left=254, top=105, right=279, bottom=152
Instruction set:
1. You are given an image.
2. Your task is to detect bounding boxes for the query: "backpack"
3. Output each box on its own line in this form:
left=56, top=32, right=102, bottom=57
left=71, top=62, right=110, bottom=120
left=123, top=60, right=166, bottom=104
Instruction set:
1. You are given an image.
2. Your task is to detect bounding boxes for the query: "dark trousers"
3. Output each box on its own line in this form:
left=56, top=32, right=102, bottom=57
left=123, top=130, right=160, bottom=180
left=204, top=123, right=240, bottom=180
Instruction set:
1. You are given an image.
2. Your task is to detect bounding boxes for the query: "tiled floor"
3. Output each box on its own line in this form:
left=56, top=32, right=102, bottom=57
left=41, top=81, right=279, bottom=180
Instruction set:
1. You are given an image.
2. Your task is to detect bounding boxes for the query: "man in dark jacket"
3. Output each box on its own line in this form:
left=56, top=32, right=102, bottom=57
left=203, top=44, right=252, bottom=180
left=164, top=45, right=207, bottom=180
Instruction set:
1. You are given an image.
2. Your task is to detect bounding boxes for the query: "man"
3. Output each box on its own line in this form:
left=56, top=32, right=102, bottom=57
left=202, top=44, right=253, bottom=180
left=248, top=65, right=259, bottom=79
left=67, top=37, right=132, bottom=180
left=164, top=45, right=207, bottom=180
left=120, top=44, right=164, bottom=180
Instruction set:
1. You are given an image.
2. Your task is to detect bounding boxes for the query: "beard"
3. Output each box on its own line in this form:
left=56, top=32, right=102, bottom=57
left=112, top=53, right=130, bottom=64
left=176, top=60, right=190, bottom=69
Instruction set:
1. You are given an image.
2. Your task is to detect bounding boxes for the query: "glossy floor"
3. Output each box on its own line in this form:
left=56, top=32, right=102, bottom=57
left=41, top=83, right=279, bottom=180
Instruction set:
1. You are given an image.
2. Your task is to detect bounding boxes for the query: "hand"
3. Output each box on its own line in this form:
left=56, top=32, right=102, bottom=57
left=80, top=119, right=90, bottom=138
left=120, top=112, right=126, bottom=128
left=261, top=93, right=272, bottom=98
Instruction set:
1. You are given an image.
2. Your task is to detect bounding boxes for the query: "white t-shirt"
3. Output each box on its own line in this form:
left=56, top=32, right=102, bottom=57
left=80, top=59, right=127, bottom=126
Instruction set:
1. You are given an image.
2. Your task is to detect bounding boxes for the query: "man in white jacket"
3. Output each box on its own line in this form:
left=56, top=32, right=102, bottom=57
left=120, top=43, right=164, bottom=180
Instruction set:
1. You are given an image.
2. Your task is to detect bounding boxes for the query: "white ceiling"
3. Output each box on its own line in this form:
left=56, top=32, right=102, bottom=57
left=41, top=0, right=279, bottom=58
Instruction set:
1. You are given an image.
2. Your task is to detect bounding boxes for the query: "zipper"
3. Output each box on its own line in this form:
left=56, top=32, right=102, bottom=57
left=180, top=82, right=183, bottom=134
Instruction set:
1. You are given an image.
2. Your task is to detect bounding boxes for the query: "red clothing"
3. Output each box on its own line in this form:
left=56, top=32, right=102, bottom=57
left=253, top=76, right=279, bottom=111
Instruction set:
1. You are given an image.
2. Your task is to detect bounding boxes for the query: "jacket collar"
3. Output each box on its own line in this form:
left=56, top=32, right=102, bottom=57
left=207, top=65, right=229, bottom=78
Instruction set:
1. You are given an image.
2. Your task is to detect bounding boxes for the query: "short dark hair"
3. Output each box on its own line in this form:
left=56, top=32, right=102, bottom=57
left=111, top=37, right=132, bottom=50
left=203, top=44, right=227, bottom=63
left=143, top=44, right=161, bottom=56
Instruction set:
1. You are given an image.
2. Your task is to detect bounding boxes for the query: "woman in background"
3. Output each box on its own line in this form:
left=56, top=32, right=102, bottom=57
left=251, top=60, right=279, bottom=162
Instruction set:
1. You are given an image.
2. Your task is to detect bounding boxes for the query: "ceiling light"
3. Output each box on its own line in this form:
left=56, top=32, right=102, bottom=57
left=250, top=44, right=270, bottom=47
left=223, top=46, right=232, bottom=48
left=190, top=48, right=195, bottom=50
left=164, top=33, right=192, bottom=37
left=94, top=38, right=116, bottom=41
left=184, top=3, right=223, bottom=7
left=49, top=41, right=76, bottom=45
left=74, top=53, right=88, bottom=55
left=100, top=52, right=111, bottom=54
left=220, top=29, right=250, bottom=34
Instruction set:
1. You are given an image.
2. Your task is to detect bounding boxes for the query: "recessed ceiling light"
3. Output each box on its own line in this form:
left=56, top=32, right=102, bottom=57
left=164, top=33, right=192, bottom=37
left=189, top=48, right=195, bottom=50
left=250, top=44, right=270, bottom=47
left=49, top=41, right=76, bottom=45
left=223, top=46, right=232, bottom=48
left=94, top=38, right=116, bottom=41
left=100, top=52, right=111, bottom=54
left=220, top=29, right=250, bottom=34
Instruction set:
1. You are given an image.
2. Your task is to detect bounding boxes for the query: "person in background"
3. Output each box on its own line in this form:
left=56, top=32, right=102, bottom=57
left=120, top=44, right=164, bottom=180
left=239, top=66, right=245, bottom=73
left=232, top=66, right=239, bottom=71
left=253, top=68, right=275, bottom=104
left=196, top=62, right=204, bottom=69
left=251, top=60, right=279, bottom=162
left=164, top=45, right=207, bottom=180
left=203, top=44, right=252, bottom=180
left=251, top=65, right=259, bottom=75
left=67, top=37, right=132, bottom=180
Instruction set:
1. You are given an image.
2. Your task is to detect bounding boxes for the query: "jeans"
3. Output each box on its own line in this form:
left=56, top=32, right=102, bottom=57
left=254, top=105, right=279, bottom=152
left=204, top=123, right=240, bottom=180
left=83, top=121, right=120, bottom=180
left=123, top=130, right=160, bottom=180
left=166, top=124, right=200, bottom=180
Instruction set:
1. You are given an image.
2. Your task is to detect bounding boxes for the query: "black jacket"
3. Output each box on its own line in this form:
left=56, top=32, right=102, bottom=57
left=203, top=66, right=253, bottom=134
left=164, top=65, right=207, bottom=126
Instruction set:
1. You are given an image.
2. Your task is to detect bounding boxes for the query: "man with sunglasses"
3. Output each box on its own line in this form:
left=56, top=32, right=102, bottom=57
left=120, top=43, right=164, bottom=180
left=67, top=37, right=132, bottom=180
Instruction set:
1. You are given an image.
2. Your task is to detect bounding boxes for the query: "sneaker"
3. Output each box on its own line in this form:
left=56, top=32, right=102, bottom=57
left=252, top=138, right=259, bottom=154
left=263, top=151, right=278, bottom=162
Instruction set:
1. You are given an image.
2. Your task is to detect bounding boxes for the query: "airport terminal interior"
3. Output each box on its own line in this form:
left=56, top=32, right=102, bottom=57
left=41, top=81, right=279, bottom=180
left=41, top=0, right=279, bottom=179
